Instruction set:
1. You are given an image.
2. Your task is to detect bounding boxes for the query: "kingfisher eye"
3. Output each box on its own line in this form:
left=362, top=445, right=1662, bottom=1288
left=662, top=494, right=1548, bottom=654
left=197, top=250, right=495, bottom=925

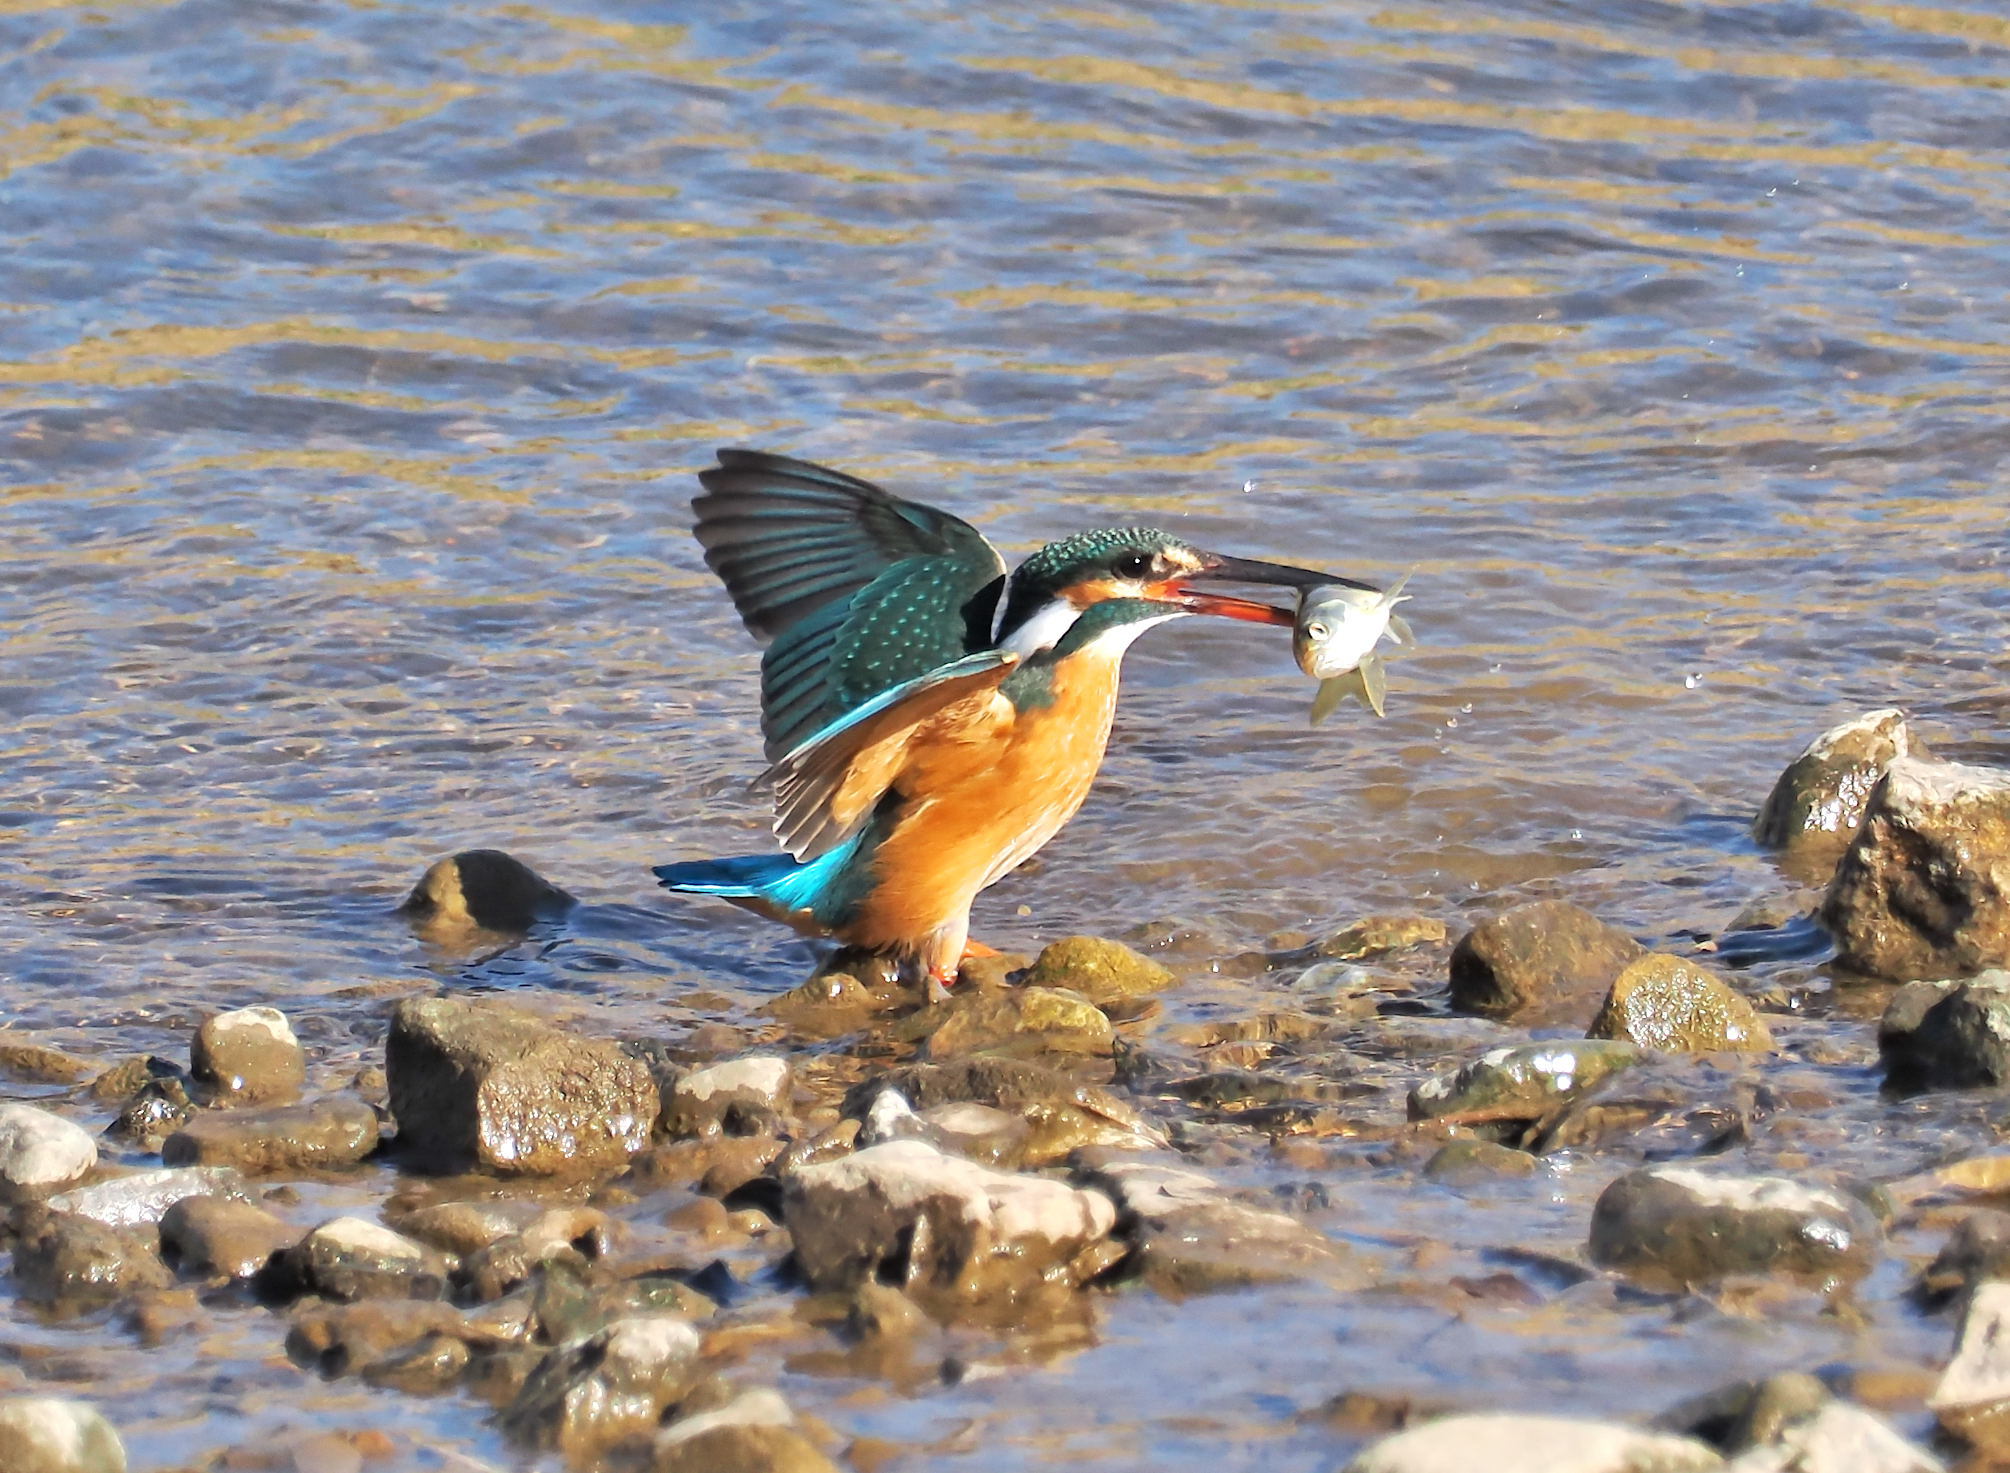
left=1113, top=551, right=1152, bottom=580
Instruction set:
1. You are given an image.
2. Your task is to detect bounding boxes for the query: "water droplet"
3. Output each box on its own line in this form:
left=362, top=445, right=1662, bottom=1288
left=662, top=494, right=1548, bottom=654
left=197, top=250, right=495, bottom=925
left=1684, top=672, right=1702, bottom=689
left=1241, top=479, right=1258, bottom=494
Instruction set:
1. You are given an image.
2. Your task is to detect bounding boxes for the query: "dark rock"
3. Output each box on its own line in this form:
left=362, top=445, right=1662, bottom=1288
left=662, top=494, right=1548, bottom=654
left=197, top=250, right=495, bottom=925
left=1409, top=1041, right=1644, bottom=1126
left=783, top=1139, right=1117, bottom=1304
left=159, top=1196, right=297, bottom=1280
left=1346, top=1413, right=1721, bottom=1473
left=843, top=1057, right=1163, bottom=1166
left=1423, top=1140, right=1538, bottom=1184
left=11, top=1208, right=172, bottom=1309
left=0, top=1042, right=96, bottom=1086
left=161, top=1097, right=380, bottom=1173
left=275, top=1216, right=448, bottom=1302
left=400, top=849, right=574, bottom=933
left=1588, top=1166, right=1881, bottom=1290
left=48, top=1167, right=248, bottom=1229
left=0, top=1103, right=97, bottom=1195
left=663, top=1057, right=793, bottom=1139
left=1754, top=709, right=1923, bottom=873
left=86, top=1056, right=158, bottom=1105
left=917, top=987, right=1112, bottom=1060
left=107, top=1076, right=195, bottom=1153
left=1019, top=935, right=1173, bottom=1005
left=1824, top=757, right=2010, bottom=981
left=1587, top=955, right=1773, bottom=1054
left=1918, top=1211, right=2010, bottom=1308
left=654, top=1390, right=837, bottom=1473
left=386, top=997, right=657, bottom=1175
left=1448, top=901, right=1644, bottom=1024
left=0, top=1396, right=128, bottom=1473
left=499, top=1314, right=701, bottom=1456
left=285, top=1298, right=467, bottom=1378
left=190, top=1006, right=305, bottom=1106
left=1879, top=972, right=2010, bottom=1090
left=1078, top=1156, right=1369, bottom=1293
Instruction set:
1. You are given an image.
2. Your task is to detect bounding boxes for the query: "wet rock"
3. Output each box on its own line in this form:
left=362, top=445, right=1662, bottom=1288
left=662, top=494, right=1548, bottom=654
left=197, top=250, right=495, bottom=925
left=1917, top=1211, right=2010, bottom=1308
left=10, top=1208, right=172, bottom=1309
left=1879, top=972, right=2010, bottom=1090
left=159, top=1197, right=297, bottom=1280
left=107, top=1075, right=195, bottom=1152
left=161, top=1096, right=380, bottom=1173
left=0, top=1396, right=128, bottom=1473
left=783, top=1139, right=1117, bottom=1302
left=0, top=1042, right=96, bottom=1086
left=1409, top=1041, right=1644, bottom=1126
left=1019, top=935, right=1174, bottom=1005
left=1931, top=1279, right=2010, bottom=1457
left=1423, top=1140, right=1538, bottom=1184
left=390, top=1200, right=610, bottom=1262
left=285, top=1298, right=468, bottom=1378
left=0, top=1103, right=97, bottom=1195
left=909, top=1102, right=1031, bottom=1169
left=655, top=1389, right=837, bottom=1473
left=1588, top=1167, right=1880, bottom=1289
left=1347, top=1413, right=1722, bottom=1473
left=1267, top=914, right=1448, bottom=970
left=1448, top=900, right=1644, bottom=1024
left=499, top=1313, right=701, bottom=1456
left=1078, top=1155, right=1368, bottom=1293
left=385, top=996, right=657, bottom=1175
left=87, top=1057, right=157, bottom=1104
left=48, top=1167, right=247, bottom=1229
left=843, top=1058, right=1164, bottom=1165
left=1824, top=757, right=2010, bottom=981
left=757, top=969, right=906, bottom=1040
left=1665, top=1374, right=1940, bottom=1472
left=275, top=1216, right=448, bottom=1302
left=190, top=1006, right=305, bottom=1106
left=919, top=987, right=1113, bottom=1060
left=1587, top=955, right=1774, bottom=1054
left=664, top=1056, right=793, bottom=1139
left=400, top=848, right=575, bottom=932
left=1754, top=709, right=1923, bottom=872
left=846, top=1279, right=932, bottom=1341
left=361, top=1331, right=471, bottom=1394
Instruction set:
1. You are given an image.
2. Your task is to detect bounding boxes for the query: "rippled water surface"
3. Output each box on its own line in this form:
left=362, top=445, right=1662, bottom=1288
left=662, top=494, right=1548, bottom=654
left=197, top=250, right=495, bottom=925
left=3, top=0, right=2008, bottom=1467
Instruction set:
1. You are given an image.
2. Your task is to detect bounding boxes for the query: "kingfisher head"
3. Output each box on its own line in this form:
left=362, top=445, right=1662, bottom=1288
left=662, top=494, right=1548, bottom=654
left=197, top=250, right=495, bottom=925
left=995, top=526, right=1371, bottom=655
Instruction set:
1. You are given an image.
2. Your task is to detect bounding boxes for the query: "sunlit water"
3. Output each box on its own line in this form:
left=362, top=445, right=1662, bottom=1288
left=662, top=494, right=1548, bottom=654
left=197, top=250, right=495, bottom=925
left=2, top=0, right=2007, bottom=1468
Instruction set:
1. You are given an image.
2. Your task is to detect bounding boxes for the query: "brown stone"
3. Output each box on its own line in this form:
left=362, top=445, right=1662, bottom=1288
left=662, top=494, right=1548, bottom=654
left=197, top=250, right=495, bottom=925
left=1019, top=935, right=1174, bottom=1005
left=385, top=997, right=657, bottom=1175
left=1448, top=900, right=1643, bottom=1025
left=1754, top=709, right=1924, bottom=874
left=191, top=1006, right=305, bottom=1106
left=919, top=987, right=1112, bottom=1060
left=1824, top=757, right=2010, bottom=981
left=0, top=1041, right=95, bottom=1085
left=161, top=1097, right=380, bottom=1174
left=400, top=849, right=574, bottom=933
left=1587, top=954, right=1774, bottom=1053
left=159, top=1196, right=297, bottom=1279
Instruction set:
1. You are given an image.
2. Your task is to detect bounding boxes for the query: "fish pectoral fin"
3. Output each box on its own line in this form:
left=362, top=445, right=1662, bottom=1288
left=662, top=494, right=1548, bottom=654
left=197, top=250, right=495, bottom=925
left=762, top=649, right=1021, bottom=859
left=1386, top=612, right=1417, bottom=650
left=1359, top=653, right=1388, bottom=717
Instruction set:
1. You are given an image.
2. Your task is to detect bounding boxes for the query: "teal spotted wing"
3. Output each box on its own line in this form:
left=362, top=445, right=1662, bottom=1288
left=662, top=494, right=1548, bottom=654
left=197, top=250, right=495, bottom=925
left=693, top=450, right=1008, bottom=760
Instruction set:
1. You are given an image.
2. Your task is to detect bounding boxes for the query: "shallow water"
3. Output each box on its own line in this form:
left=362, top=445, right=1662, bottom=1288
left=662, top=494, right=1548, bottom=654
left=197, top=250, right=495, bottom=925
left=3, top=0, right=2008, bottom=1467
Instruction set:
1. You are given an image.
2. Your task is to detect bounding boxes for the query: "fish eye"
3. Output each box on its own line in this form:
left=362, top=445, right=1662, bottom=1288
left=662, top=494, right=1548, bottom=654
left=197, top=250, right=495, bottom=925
left=1113, top=550, right=1152, bottom=580
left=1305, top=621, right=1329, bottom=638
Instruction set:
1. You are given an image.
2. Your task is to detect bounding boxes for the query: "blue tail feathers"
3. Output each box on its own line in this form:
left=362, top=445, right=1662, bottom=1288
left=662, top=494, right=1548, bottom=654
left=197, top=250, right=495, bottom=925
left=653, top=841, right=859, bottom=927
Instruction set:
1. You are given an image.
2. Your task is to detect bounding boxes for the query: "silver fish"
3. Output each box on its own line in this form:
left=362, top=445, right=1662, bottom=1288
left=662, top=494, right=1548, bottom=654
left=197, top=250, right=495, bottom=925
left=1294, top=574, right=1415, bottom=723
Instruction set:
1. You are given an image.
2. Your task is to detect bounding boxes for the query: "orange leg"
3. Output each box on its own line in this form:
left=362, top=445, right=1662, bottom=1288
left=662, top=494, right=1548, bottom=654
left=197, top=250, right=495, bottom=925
left=960, top=938, right=1000, bottom=959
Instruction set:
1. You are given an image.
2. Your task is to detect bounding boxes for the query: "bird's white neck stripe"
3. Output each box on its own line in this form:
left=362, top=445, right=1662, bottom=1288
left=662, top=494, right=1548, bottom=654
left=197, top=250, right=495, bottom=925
left=998, top=597, right=1082, bottom=657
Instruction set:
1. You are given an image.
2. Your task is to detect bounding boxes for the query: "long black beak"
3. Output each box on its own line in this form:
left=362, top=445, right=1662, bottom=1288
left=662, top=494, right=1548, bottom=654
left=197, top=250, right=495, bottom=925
left=1168, top=552, right=1376, bottom=628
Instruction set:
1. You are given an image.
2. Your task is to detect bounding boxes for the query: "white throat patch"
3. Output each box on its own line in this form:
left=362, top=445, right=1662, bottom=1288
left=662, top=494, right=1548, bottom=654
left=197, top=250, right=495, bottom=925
left=998, top=597, right=1082, bottom=657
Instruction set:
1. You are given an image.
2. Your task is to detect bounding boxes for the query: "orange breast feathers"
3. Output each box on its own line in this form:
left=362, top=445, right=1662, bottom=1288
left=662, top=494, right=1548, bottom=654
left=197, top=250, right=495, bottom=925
left=842, top=649, right=1125, bottom=949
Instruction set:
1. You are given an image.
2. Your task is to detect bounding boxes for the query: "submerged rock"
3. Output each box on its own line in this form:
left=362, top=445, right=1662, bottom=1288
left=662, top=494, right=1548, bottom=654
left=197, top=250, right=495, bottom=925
left=1347, top=1413, right=1721, bottom=1473
left=285, top=1298, right=469, bottom=1379
left=159, top=1196, right=298, bottom=1280
left=1409, top=1041, right=1644, bottom=1126
left=1587, top=955, right=1773, bottom=1054
left=386, top=997, right=657, bottom=1175
left=48, top=1167, right=247, bottom=1229
left=1879, top=972, right=2010, bottom=1090
left=1299, top=914, right=1447, bottom=964
left=10, top=1209, right=172, bottom=1309
left=275, top=1216, right=448, bottom=1302
left=1754, top=709, right=1923, bottom=873
left=843, top=1057, right=1164, bottom=1166
left=107, top=1075, right=195, bottom=1153
left=1917, top=1212, right=2010, bottom=1309
left=0, top=1042, right=96, bottom=1086
left=1662, top=1372, right=1938, bottom=1472
left=1078, top=1155, right=1368, bottom=1293
left=1824, top=757, right=2010, bottom=980
left=782, top=1139, right=1117, bottom=1303
left=654, top=1389, right=837, bottom=1473
left=400, top=849, right=575, bottom=933
left=1019, top=935, right=1174, bottom=1004
left=1449, top=901, right=1643, bottom=1025
left=500, top=1314, right=701, bottom=1456
left=664, top=1056, right=793, bottom=1139
left=1423, top=1140, right=1538, bottom=1184
left=0, top=1103, right=97, bottom=1195
left=1588, top=1167, right=1880, bottom=1289
left=190, top=1006, right=305, bottom=1106
left=0, top=1396, right=128, bottom=1473
left=918, top=986, right=1113, bottom=1060
left=161, top=1097, right=380, bottom=1173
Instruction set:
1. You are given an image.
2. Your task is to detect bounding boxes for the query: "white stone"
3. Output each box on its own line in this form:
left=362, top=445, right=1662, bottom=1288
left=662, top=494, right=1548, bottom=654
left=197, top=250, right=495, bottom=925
left=0, top=1396, right=128, bottom=1473
left=205, top=1005, right=297, bottom=1048
left=1643, top=1167, right=1858, bottom=1220
left=674, top=1056, right=790, bottom=1105
left=1932, top=1279, right=2010, bottom=1416
left=1348, top=1414, right=1722, bottom=1473
left=305, top=1216, right=429, bottom=1262
left=1726, top=1402, right=1942, bottom=1473
left=801, top=1139, right=1113, bottom=1243
left=655, top=1388, right=796, bottom=1450
left=601, top=1314, right=700, bottom=1376
left=48, top=1167, right=245, bottom=1227
left=0, top=1104, right=97, bottom=1192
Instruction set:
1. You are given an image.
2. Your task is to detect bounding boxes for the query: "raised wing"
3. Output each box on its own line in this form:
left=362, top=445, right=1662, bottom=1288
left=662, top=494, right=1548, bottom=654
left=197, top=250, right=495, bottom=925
left=760, top=649, right=1020, bottom=860
left=693, top=450, right=1010, bottom=762
left=693, top=449, right=1004, bottom=644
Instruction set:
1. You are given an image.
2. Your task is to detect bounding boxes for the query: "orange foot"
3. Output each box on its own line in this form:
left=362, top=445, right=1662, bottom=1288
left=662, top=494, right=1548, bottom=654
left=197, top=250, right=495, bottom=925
left=960, top=938, right=1000, bottom=960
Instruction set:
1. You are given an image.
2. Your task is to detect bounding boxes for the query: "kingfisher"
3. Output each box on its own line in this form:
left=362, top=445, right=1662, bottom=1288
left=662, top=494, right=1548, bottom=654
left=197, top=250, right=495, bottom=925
left=654, top=448, right=1374, bottom=994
